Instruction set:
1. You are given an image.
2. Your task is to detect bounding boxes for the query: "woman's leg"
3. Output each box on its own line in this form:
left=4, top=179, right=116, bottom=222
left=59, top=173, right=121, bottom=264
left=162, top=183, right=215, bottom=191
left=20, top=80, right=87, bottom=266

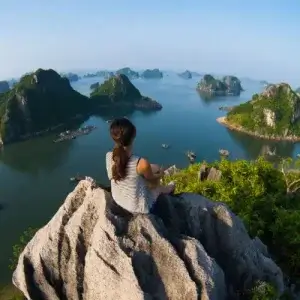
left=148, top=163, right=175, bottom=198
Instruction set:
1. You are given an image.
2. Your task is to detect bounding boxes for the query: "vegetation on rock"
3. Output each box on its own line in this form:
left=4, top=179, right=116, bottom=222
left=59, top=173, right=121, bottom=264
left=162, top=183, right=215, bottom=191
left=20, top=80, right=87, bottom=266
left=163, top=158, right=300, bottom=287
left=116, top=67, right=139, bottom=79
left=90, top=74, right=162, bottom=110
left=178, top=70, right=192, bottom=79
left=141, top=68, right=163, bottom=79
left=0, top=69, right=89, bottom=144
left=197, top=74, right=243, bottom=96
left=0, top=81, right=9, bottom=94
left=225, top=83, right=300, bottom=138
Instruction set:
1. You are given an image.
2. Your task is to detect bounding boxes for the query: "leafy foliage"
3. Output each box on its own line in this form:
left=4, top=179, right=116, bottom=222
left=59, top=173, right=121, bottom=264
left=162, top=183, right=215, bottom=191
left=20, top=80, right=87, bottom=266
left=227, top=84, right=300, bottom=136
left=9, top=227, right=38, bottom=271
left=163, top=158, right=300, bottom=283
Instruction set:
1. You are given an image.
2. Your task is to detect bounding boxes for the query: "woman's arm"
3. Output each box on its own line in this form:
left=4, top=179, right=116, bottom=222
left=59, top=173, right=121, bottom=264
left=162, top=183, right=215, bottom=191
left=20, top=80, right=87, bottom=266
left=137, top=158, right=164, bottom=181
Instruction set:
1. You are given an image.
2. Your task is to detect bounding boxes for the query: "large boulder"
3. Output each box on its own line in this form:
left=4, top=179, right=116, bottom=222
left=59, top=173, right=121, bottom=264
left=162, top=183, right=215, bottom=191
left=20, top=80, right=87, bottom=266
left=13, top=180, right=284, bottom=300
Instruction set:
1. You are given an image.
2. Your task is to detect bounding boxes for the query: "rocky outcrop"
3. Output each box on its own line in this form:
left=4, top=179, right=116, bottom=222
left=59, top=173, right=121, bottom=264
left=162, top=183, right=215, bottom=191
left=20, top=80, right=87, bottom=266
left=141, top=69, right=163, bottom=79
left=90, top=74, right=162, bottom=111
left=0, top=80, right=9, bottom=93
left=84, top=71, right=114, bottom=79
left=13, top=180, right=284, bottom=300
left=178, top=70, right=192, bottom=79
left=197, top=74, right=243, bottom=96
left=223, top=83, right=300, bottom=140
left=116, top=67, right=139, bottom=79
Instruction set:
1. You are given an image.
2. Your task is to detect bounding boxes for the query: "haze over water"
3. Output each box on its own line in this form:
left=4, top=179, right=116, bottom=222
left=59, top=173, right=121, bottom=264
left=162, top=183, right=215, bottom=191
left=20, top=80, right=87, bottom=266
left=0, top=73, right=300, bottom=284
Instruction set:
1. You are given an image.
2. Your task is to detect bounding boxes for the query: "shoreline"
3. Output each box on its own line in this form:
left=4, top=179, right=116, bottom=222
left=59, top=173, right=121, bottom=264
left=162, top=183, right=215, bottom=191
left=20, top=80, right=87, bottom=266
left=217, top=116, right=300, bottom=142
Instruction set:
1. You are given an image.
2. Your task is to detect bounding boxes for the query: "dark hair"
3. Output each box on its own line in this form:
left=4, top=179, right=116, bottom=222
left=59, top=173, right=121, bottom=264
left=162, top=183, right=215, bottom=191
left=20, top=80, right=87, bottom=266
left=110, top=118, right=136, bottom=181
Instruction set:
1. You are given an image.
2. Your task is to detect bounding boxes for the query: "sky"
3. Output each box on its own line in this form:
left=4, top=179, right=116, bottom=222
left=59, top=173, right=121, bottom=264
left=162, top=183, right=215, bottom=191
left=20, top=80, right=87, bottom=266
left=0, top=0, right=299, bottom=85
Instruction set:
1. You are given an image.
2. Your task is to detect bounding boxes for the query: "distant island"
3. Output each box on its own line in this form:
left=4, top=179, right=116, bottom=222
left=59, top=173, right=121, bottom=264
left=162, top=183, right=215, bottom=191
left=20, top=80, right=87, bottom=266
left=83, top=71, right=114, bottom=79
left=116, top=67, right=139, bottom=79
left=0, top=70, right=161, bottom=145
left=0, top=81, right=9, bottom=93
left=90, top=74, right=162, bottom=111
left=190, top=71, right=201, bottom=77
left=141, top=68, right=163, bottom=79
left=197, top=74, right=243, bottom=96
left=296, top=87, right=300, bottom=94
left=178, top=70, right=192, bottom=79
left=218, top=83, right=300, bottom=141
left=260, top=80, right=269, bottom=86
left=90, top=82, right=99, bottom=90
left=62, top=72, right=80, bottom=82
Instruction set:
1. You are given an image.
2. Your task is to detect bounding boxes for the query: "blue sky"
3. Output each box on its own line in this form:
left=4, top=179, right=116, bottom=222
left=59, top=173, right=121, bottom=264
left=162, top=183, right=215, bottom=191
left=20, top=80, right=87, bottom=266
left=0, top=0, right=299, bottom=84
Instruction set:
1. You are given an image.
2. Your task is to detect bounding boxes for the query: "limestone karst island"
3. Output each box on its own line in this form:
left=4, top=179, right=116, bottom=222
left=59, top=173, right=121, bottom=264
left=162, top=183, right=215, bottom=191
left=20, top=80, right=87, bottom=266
left=1, top=2, right=300, bottom=300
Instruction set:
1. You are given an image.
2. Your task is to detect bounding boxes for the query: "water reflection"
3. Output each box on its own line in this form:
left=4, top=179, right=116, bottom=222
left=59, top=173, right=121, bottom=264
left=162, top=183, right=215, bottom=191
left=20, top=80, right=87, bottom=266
left=197, top=90, right=241, bottom=106
left=226, top=129, right=295, bottom=160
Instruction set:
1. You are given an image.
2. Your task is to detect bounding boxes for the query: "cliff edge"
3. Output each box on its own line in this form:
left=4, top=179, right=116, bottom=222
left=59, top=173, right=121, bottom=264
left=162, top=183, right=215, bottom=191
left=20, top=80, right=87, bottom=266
left=12, top=179, right=284, bottom=300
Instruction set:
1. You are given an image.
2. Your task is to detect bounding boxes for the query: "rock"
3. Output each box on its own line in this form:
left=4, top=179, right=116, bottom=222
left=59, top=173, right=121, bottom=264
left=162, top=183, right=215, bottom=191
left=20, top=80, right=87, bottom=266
left=116, top=67, right=139, bottom=79
left=90, top=82, right=99, bottom=90
left=178, top=70, right=192, bottom=79
left=141, top=69, right=163, bottom=79
left=84, top=71, right=114, bottom=79
left=13, top=180, right=284, bottom=300
left=164, top=165, right=180, bottom=176
left=198, top=165, right=222, bottom=181
left=197, top=74, right=243, bottom=96
left=0, top=80, right=9, bottom=93
left=90, top=74, right=162, bottom=111
left=226, top=83, right=300, bottom=138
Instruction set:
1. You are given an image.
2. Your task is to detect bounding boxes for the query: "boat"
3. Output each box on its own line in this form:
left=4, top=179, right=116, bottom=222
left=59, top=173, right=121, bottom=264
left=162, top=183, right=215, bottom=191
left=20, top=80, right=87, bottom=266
left=161, top=144, right=170, bottom=149
left=219, top=149, right=230, bottom=156
left=266, top=148, right=276, bottom=156
left=186, top=151, right=196, bottom=163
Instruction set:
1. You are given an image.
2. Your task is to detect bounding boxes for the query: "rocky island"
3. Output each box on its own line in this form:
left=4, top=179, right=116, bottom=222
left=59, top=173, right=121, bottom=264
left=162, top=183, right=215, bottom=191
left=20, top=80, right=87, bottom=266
left=116, top=67, right=139, bottom=79
left=296, top=87, right=300, bottom=94
left=90, top=74, right=162, bottom=110
left=178, top=70, right=192, bottom=79
left=0, top=70, right=162, bottom=146
left=141, top=68, right=163, bottom=79
left=218, top=83, right=300, bottom=141
left=0, top=69, right=89, bottom=145
left=62, top=72, right=80, bottom=82
left=84, top=71, right=114, bottom=79
left=0, top=81, right=9, bottom=93
left=90, top=82, right=99, bottom=90
left=197, top=74, right=243, bottom=96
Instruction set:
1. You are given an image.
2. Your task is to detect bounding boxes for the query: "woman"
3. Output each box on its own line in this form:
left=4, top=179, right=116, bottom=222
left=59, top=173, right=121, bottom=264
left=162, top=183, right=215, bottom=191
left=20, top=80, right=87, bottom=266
left=106, top=117, right=175, bottom=213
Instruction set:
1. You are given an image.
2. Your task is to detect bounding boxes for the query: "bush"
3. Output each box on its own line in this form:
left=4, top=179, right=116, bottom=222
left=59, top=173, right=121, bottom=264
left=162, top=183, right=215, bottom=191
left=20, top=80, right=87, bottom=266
left=163, top=158, right=300, bottom=282
left=9, top=227, right=38, bottom=271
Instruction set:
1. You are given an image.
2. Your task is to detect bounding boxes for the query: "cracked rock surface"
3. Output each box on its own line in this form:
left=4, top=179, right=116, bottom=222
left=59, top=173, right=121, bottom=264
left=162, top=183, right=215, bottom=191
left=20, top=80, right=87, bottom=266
left=13, top=180, right=284, bottom=300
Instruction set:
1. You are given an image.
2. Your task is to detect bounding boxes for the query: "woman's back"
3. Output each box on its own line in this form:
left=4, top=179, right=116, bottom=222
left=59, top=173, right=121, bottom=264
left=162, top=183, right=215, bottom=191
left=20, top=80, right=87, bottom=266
left=106, top=151, right=155, bottom=213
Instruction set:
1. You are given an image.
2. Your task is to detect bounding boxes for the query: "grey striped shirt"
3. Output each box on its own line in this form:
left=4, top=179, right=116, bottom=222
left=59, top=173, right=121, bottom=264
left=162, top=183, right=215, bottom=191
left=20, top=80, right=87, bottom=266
left=106, top=151, right=155, bottom=213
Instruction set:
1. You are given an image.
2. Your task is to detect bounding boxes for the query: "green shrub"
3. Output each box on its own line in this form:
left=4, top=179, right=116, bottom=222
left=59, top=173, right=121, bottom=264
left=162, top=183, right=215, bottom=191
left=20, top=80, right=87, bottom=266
left=163, top=158, right=300, bottom=282
left=9, top=227, right=38, bottom=271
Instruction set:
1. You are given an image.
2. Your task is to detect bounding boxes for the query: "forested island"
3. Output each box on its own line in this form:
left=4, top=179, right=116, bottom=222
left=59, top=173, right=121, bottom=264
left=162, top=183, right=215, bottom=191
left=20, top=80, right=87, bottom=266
left=116, top=67, right=139, bottom=79
left=178, top=70, right=192, bottom=79
left=62, top=72, right=80, bottom=82
left=218, top=83, right=300, bottom=140
left=0, top=69, right=162, bottom=145
left=90, top=74, right=162, bottom=110
left=84, top=71, right=114, bottom=79
left=197, top=74, right=243, bottom=96
left=141, top=68, right=163, bottom=79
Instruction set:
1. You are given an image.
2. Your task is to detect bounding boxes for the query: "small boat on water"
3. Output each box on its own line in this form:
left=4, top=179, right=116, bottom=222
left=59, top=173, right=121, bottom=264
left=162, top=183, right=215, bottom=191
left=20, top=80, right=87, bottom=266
left=266, top=148, right=276, bottom=156
left=186, top=151, right=196, bottom=163
left=70, top=175, right=84, bottom=182
left=219, top=149, right=230, bottom=156
left=161, top=144, right=170, bottom=149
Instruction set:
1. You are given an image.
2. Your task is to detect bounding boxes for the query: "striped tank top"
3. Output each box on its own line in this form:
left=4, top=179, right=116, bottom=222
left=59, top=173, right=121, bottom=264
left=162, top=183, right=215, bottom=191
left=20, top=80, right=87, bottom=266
left=105, top=151, right=155, bottom=213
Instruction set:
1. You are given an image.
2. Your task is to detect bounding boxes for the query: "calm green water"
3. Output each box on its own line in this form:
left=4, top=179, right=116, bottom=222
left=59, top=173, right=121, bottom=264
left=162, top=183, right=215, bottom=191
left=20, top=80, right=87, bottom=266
left=0, top=73, right=299, bottom=284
